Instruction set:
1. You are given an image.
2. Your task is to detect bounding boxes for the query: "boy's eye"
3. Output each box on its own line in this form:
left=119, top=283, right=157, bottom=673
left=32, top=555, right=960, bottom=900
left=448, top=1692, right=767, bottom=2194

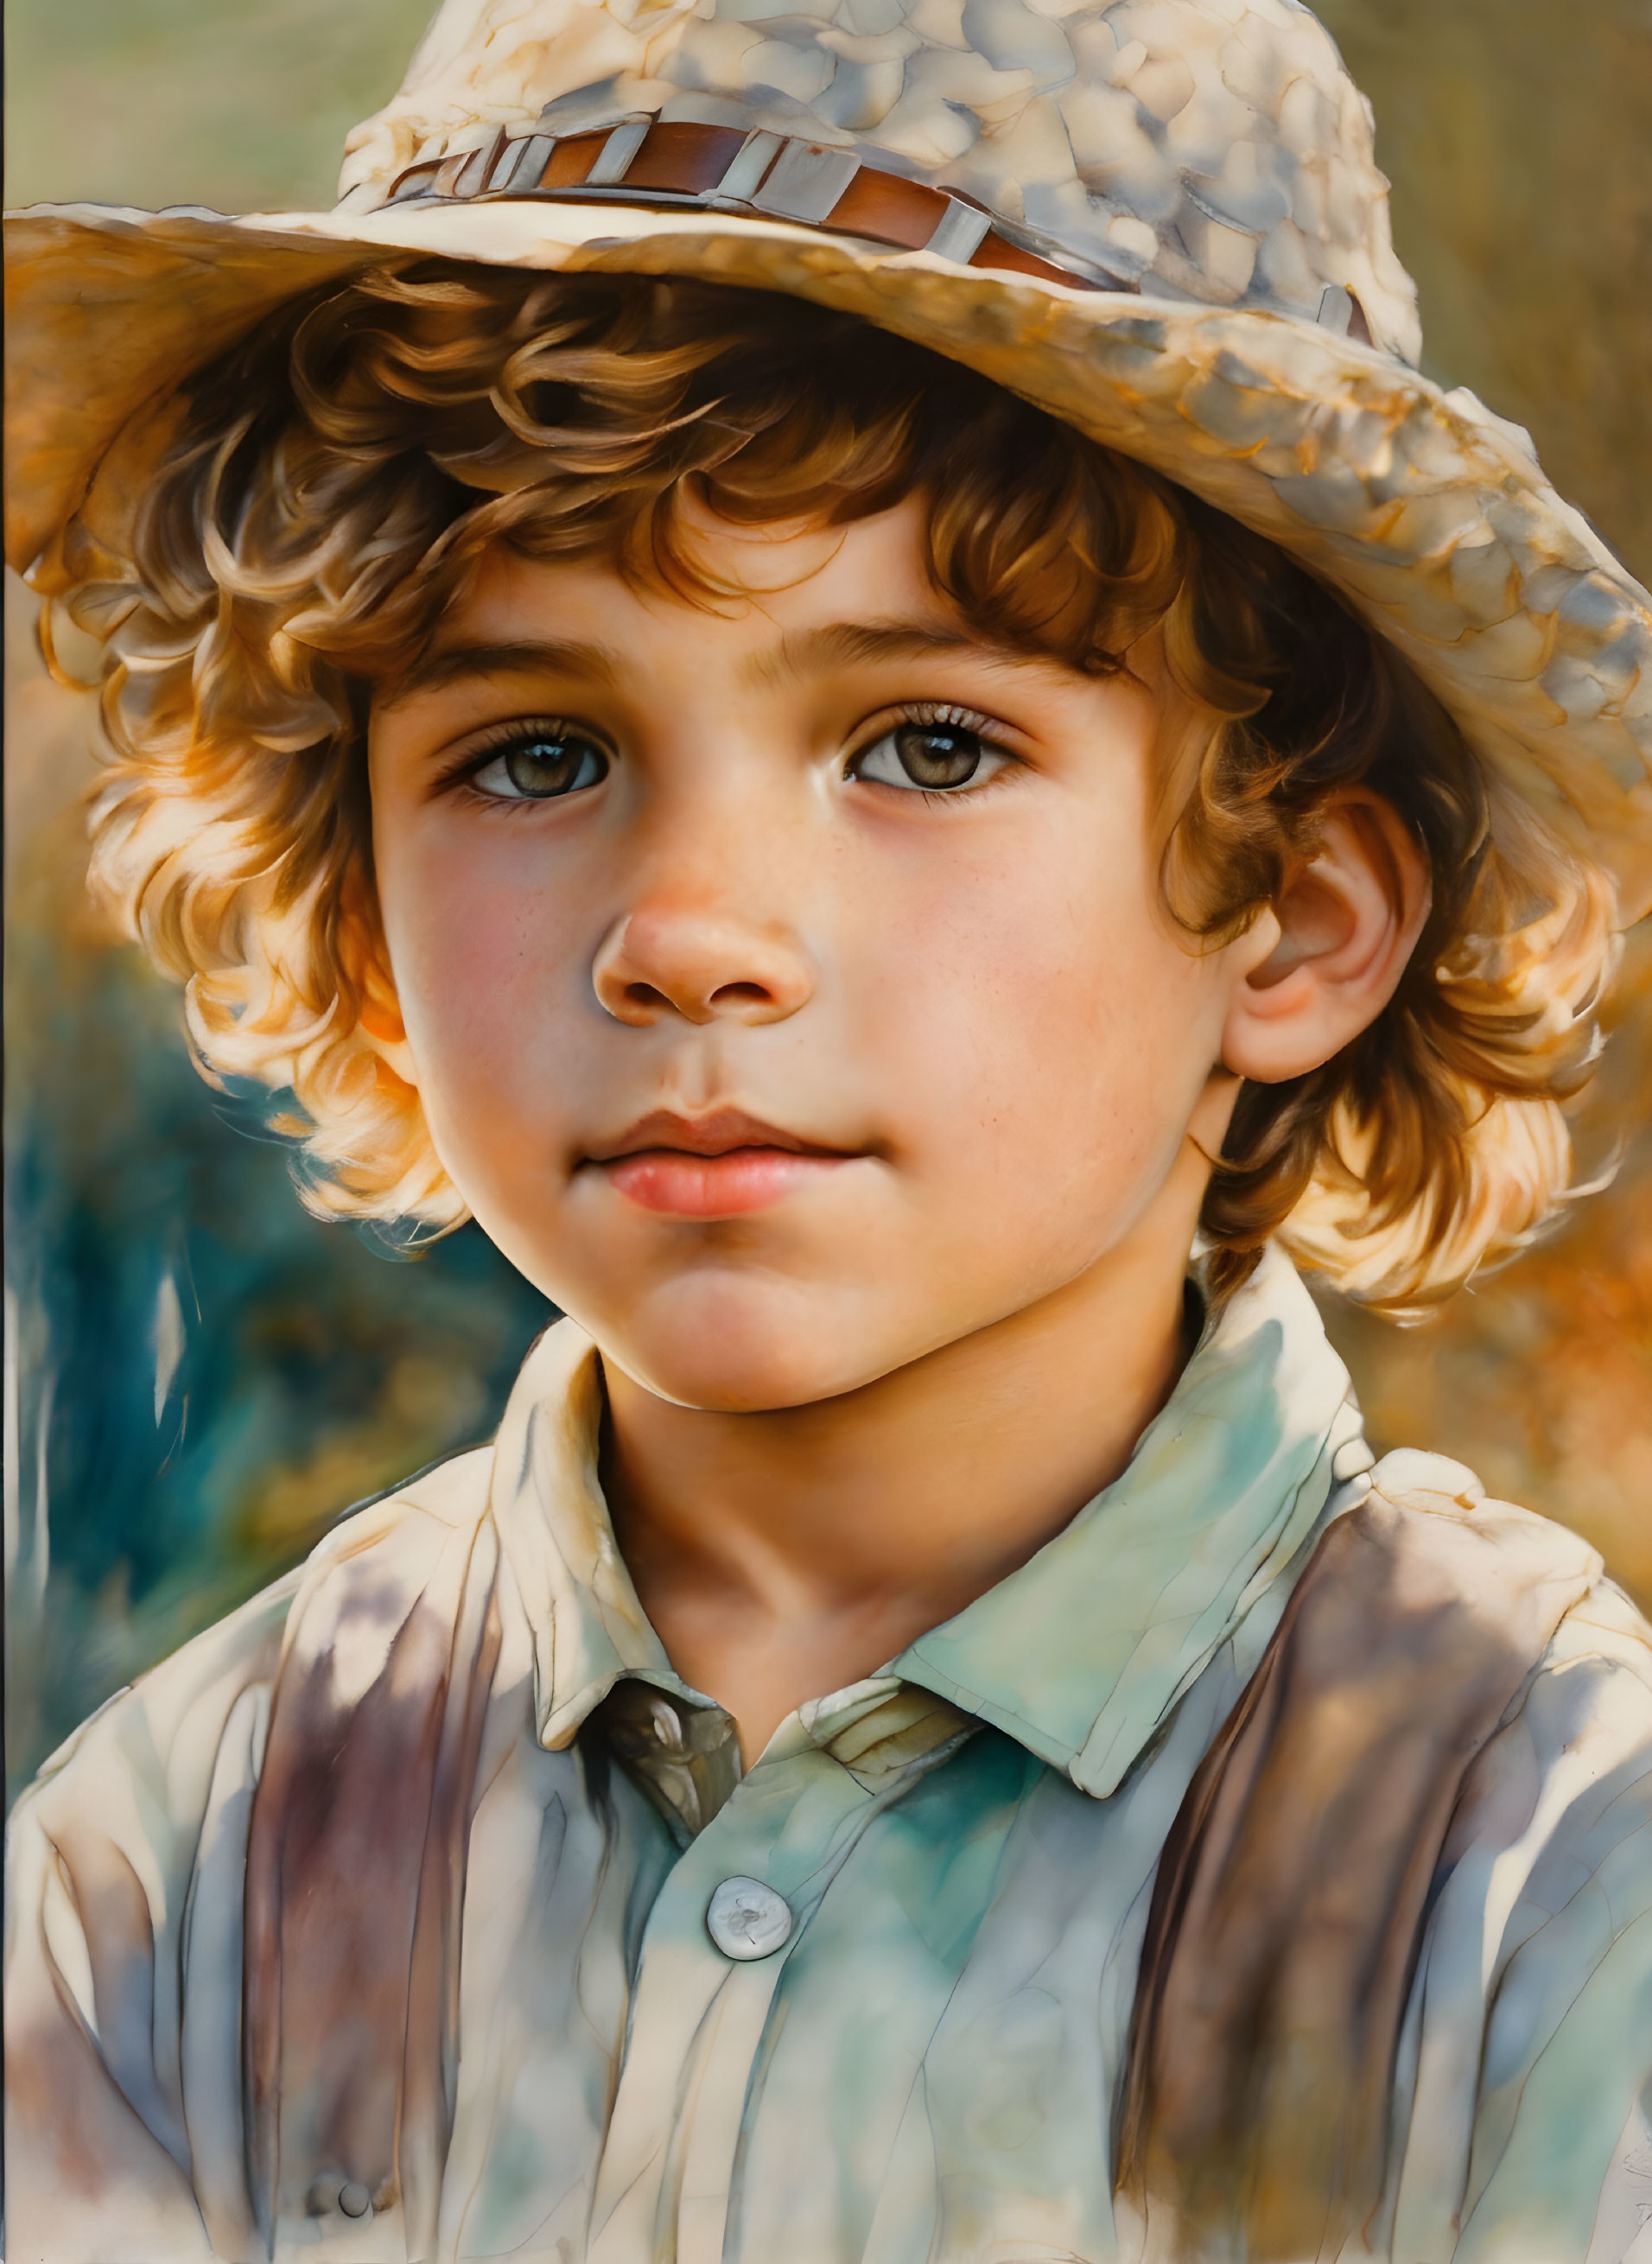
left=469, top=730, right=609, bottom=801
left=852, top=721, right=1010, bottom=793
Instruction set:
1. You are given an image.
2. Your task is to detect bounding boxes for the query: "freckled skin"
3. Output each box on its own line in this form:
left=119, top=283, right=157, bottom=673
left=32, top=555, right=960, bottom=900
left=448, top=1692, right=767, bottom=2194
left=367, top=497, right=1424, bottom=1749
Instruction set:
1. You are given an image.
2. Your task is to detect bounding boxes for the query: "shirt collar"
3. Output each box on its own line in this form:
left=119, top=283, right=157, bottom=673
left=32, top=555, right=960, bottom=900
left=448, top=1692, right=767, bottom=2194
left=488, top=1243, right=1363, bottom=1794
left=486, top=1323, right=690, bottom=1751
left=892, top=1243, right=1360, bottom=1796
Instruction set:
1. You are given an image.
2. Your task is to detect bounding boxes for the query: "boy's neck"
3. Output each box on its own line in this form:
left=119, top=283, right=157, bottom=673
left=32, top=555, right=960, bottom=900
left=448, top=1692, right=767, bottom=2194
left=599, top=1158, right=1206, bottom=1765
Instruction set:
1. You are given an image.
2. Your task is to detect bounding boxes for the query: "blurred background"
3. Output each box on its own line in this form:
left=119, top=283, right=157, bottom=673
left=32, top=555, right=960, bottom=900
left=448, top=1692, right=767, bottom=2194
left=5, top=0, right=1650, bottom=1800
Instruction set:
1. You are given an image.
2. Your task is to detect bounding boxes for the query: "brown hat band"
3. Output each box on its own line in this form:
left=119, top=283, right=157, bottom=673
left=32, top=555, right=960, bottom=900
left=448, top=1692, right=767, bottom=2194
left=384, top=118, right=1130, bottom=294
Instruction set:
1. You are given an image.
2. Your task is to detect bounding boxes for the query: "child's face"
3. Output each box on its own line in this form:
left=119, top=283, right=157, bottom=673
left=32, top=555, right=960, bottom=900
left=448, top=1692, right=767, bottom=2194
left=369, top=495, right=1254, bottom=1409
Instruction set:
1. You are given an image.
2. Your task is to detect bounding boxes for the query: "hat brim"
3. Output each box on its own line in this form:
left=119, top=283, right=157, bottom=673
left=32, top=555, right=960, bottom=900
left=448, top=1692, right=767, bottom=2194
left=8, top=194, right=1652, bottom=919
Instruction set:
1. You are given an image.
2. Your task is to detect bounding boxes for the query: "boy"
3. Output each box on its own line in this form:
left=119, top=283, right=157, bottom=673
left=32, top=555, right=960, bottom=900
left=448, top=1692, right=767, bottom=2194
left=5, top=1, right=1650, bottom=2259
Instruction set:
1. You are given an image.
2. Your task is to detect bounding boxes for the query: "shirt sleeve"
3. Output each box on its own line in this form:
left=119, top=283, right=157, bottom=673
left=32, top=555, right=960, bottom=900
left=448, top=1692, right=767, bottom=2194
left=4, top=1577, right=297, bottom=2264
left=1388, top=1575, right=1652, bottom=2264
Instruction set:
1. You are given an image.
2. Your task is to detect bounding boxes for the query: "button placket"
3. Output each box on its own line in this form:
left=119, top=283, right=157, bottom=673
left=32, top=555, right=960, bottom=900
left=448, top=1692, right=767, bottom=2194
left=585, top=1741, right=897, bottom=2264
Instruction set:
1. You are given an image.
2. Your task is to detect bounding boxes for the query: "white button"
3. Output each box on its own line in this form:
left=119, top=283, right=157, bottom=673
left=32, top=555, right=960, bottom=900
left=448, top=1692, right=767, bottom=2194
left=706, top=1876, right=793, bottom=1961
left=338, top=2182, right=373, bottom=2221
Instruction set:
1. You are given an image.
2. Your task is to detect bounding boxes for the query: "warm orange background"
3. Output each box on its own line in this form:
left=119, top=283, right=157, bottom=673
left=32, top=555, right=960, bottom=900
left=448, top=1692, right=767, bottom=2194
left=5, top=0, right=1649, bottom=1790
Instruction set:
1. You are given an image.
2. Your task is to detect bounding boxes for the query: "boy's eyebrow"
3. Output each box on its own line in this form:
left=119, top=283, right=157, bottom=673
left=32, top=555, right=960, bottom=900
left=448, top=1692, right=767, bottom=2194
left=743, top=620, right=1034, bottom=689
left=384, top=621, right=1051, bottom=705
left=384, top=638, right=622, bottom=703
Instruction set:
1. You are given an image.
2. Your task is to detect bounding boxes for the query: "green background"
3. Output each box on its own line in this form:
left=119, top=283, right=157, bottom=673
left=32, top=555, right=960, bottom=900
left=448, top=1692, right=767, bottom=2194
left=6, top=0, right=1651, bottom=1798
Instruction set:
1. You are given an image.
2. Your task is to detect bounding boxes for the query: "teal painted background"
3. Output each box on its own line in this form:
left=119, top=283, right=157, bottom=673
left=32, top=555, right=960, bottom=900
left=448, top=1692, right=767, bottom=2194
left=6, top=0, right=1650, bottom=1802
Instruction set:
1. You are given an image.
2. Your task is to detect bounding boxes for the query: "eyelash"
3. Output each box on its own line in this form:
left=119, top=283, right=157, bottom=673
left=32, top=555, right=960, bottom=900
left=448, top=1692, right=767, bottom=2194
left=431, top=701, right=1022, bottom=810
left=848, top=703, right=1020, bottom=805
left=435, top=717, right=603, bottom=805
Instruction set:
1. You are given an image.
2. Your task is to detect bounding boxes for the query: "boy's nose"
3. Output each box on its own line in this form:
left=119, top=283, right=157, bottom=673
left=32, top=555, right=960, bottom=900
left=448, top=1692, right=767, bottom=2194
left=591, top=904, right=816, bottom=1027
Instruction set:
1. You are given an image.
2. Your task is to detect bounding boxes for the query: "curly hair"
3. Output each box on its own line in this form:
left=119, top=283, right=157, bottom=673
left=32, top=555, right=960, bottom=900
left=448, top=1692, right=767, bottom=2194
left=44, top=262, right=1618, bottom=1315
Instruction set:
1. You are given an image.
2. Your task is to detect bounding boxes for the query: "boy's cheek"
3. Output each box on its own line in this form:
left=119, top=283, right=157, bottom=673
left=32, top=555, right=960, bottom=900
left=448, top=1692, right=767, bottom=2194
left=838, top=858, right=1217, bottom=1150
left=382, top=863, right=587, bottom=1082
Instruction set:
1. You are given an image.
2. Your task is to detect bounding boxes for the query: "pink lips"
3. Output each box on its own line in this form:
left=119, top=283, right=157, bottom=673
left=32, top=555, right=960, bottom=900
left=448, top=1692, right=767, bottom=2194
left=585, top=1109, right=858, bottom=1218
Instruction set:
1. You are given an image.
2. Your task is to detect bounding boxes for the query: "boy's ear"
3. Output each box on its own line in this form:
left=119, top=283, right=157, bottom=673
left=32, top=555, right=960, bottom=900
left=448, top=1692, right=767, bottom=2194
left=1219, top=792, right=1432, bottom=1085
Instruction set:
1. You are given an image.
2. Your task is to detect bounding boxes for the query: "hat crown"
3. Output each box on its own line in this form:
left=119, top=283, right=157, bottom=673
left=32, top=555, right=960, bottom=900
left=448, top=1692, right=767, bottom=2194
left=339, top=0, right=1420, bottom=359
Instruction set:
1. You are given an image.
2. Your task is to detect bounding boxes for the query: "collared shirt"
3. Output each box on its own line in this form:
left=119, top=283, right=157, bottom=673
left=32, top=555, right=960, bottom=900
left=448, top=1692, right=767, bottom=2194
left=7, top=1247, right=1652, bottom=2263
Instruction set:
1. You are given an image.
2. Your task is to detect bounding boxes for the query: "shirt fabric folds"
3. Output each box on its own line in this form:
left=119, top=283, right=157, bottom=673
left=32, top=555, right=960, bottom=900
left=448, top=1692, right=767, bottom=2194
left=6, top=1246, right=1652, bottom=2263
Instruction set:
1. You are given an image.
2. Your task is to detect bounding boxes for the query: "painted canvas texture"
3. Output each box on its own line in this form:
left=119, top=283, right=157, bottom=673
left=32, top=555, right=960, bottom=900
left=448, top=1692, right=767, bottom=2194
left=3, top=3, right=1651, bottom=2261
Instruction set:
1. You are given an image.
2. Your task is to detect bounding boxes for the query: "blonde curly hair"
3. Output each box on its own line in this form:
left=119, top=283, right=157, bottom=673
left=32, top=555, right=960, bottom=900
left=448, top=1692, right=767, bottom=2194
left=48, top=263, right=1618, bottom=1315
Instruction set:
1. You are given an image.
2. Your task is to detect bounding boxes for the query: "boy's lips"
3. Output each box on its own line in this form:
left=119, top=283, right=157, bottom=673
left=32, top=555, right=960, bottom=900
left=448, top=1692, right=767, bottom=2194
left=581, top=1109, right=862, bottom=1218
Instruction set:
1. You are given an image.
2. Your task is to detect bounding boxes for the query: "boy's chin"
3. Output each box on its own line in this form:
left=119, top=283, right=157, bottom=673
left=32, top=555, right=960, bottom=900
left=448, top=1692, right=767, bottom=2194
left=583, top=1273, right=922, bottom=1414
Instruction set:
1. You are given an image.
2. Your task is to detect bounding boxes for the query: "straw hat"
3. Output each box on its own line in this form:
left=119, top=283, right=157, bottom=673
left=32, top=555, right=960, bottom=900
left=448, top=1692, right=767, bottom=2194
left=7, top=0, right=1651, bottom=917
